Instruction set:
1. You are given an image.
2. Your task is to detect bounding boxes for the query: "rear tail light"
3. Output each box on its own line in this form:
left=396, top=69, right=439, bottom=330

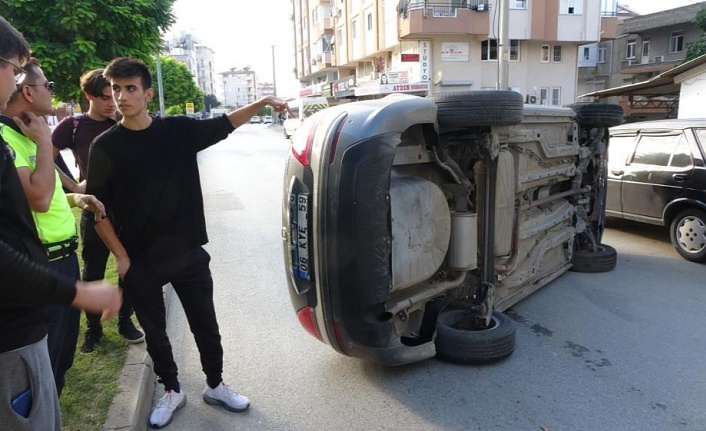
left=297, top=307, right=322, bottom=341
left=291, top=118, right=319, bottom=166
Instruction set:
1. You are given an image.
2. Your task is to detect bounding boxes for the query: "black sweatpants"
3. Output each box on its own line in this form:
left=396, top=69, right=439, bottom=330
left=121, top=247, right=223, bottom=391
left=80, top=211, right=135, bottom=331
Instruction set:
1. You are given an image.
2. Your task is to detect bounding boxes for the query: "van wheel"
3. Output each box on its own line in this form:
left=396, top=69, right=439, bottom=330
left=570, top=103, right=624, bottom=128
left=570, top=243, right=617, bottom=273
left=670, top=209, right=706, bottom=263
left=435, top=310, right=516, bottom=364
left=433, top=91, right=524, bottom=128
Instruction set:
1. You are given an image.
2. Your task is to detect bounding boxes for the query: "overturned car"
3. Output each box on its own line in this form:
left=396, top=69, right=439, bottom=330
left=281, top=91, right=623, bottom=366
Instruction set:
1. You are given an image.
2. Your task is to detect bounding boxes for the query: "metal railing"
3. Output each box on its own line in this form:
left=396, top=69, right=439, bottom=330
left=400, top=0, right=491, bottom=18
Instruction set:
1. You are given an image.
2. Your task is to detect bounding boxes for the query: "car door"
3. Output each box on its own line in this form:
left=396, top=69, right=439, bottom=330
left=606, top=132, right=638, bottom=214
left=621, top=130, right=694, bottom=221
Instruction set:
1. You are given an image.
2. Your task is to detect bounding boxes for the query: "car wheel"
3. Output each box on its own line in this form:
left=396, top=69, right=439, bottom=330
left=570, top=243, right=617, bottom=273
left=433, top=91, right=524, bottom=128
left=570, top=103, right=624, bottom=128
left=670, top=209, right=706, bottom=263
left=284, top=130, right=290, bottom=139
left=435, top=310, right=516, bottom=364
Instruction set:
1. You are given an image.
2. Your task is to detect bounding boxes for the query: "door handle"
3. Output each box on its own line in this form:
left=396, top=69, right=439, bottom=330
left=611, top=170, right=624, bottom=176
left=673, top=173, right=688, bottom=182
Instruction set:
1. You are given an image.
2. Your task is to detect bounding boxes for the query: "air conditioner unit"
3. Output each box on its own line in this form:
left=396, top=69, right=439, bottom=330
left=525, top=95, right=537, bottom=104
left=654, top=55, right=665, bottom=63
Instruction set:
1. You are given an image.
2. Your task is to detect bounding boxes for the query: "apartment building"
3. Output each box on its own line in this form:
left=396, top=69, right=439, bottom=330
left=578, top=2, right=705, bottom=118
left=291, top=0, right=619, bottom=106
left=195, top=45, right=218, bottom=97
left=221, top=67, right=258, bottom=108
left=166, top=31, right=221, bottom=101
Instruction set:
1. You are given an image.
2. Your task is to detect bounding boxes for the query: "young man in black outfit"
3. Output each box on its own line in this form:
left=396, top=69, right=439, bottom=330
left=86, top=57, right=289, bottom=429
left=52, top=69, right=144, bottom=352
left=0, top=16, right=122, bottom=430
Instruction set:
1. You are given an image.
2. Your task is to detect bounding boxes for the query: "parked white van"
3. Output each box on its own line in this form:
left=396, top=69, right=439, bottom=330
left=283, top=97, right=329, bottom=139
left=210, top=108, right=229, bottom=118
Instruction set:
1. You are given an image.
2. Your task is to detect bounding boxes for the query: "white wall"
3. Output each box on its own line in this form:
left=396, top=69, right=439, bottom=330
left=676, top=65, right=706, bottom=119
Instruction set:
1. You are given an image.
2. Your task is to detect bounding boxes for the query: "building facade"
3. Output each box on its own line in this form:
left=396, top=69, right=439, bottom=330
left=291, top=0, right=620, bottom=106
left=221, top=67, right=258, bottom=108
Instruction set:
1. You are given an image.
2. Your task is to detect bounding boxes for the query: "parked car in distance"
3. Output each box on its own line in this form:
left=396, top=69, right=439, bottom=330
left=250, top=116, right=261, bottom=124
left=281, top=92, right=623, bottom=366
left=210, top=108, right=229, bottom=118
left=607, top=119, right=706, bottom=263
left=264, top=115, right=273, bottom=124
left=283, top=96, right=329, bottom=139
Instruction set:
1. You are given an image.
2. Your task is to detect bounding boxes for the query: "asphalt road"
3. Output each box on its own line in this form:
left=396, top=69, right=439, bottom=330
left=155, top=124, right=706, bottom=431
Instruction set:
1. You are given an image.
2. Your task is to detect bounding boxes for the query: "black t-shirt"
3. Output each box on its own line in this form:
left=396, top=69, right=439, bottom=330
left=86, top=115, right=235, bottom=264
left=52, top=115, right=116, bottom=181
left=0, top=133, right=77, bottom=353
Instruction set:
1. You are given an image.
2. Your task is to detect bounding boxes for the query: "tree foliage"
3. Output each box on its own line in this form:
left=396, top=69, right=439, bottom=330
left=204, top=94, right=219, bottom=110
left=148, top=56, right=203, bottom=114
left=686, top=7, right=706, bottom=60
left=0, top=0, right=176, bottom=102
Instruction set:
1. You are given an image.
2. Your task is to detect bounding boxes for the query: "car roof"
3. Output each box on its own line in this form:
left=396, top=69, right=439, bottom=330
left=611, top=118, right=706, bottom=132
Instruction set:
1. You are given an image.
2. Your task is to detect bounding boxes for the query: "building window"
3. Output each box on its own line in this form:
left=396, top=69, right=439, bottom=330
left=541, top=45, right=550, bottom=62
left=626, top=40, right=636, bottom=59
left=551, top=87, right=561, bottom=106
left=598, top=46, right=606, bottom=63
left=583, top=47, right=590, bottom=61
left=352, top=20, right=357, bottom=39
left=670, top=31, right=684, bottom=53
left=510, top=0, right=527, bottom=9
left=367, top=13, right=373, bottom=31
left=510, top=40, right=520, bottom=61
left=553, top=45, right=563, bottom=62
left=481, top=39, right=498, bottom=61
left=539, top=87, right=549, bottom=105
left=560, top=0, right=583, bottom=14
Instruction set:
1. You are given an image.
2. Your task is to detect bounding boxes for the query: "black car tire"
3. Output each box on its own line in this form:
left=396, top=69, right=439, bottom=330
left=433, top=91, right=524, bottom=128
left=570, top=103, right=624, bottom=128
left=284, top=129, right=290, bottom=139
left=435, top=310, right=516, bottom=364
left=670, top=209, right=706, bottom=263
left=570, top=243, right=617, bottom=273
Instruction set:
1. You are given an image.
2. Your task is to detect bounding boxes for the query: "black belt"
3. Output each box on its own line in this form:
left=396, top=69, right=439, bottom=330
left=45, top=236, right=78, bottom=262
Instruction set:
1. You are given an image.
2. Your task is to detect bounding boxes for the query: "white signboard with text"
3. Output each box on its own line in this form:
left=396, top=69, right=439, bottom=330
left=419, top=40, right=431, bottom=82
left=441, top=42, right=469, bottom=62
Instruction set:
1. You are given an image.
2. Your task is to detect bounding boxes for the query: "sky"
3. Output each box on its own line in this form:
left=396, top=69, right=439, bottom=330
left=168, top=0, right=706, bottom=98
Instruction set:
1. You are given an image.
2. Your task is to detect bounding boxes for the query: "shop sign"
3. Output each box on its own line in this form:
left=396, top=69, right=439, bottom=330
left=419, top=40, right=431, bottom=82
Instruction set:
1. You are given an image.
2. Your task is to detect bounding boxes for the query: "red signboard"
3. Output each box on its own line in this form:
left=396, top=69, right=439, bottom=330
left=401, top=54, right=420, bottom=62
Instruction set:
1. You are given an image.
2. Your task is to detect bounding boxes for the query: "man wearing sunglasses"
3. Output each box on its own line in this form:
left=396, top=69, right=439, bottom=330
left=0, top=57, right=108, bottom=397
left=0, top=16, right=121, bottom=431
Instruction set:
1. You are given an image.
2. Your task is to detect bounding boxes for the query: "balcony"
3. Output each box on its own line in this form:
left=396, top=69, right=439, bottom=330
left=398, top=1, right=490, bottom=40
left=315, top=16, right=332, bottom=35
left=620, top=57, right=682, bottom=75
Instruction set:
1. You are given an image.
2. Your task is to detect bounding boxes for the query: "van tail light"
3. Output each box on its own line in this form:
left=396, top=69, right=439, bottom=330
left=329, top=113, right=348, bottom=164
left=297, top=307, right=322, bottom=341
left=291, top=118, right=319, bottom=166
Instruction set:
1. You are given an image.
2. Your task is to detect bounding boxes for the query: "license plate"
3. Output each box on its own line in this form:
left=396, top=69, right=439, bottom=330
left=293, top=193, right=311, bottom=281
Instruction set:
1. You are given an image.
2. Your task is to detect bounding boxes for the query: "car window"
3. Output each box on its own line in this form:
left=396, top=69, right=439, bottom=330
left=631, top=134, right=681, bottom=167
left=670, top=136, right=693, bottom=168
left=608, top=135, right=637, bottom=168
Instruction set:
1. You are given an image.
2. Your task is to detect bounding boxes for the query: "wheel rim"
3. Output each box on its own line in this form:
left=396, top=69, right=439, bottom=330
left=676, top=216, right=706, bottom=254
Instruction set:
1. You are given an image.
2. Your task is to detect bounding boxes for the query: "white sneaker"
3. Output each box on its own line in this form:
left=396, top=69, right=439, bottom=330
left=149, top=389, right=186, bottom=428
left=202, top=381, right=250, bottom=412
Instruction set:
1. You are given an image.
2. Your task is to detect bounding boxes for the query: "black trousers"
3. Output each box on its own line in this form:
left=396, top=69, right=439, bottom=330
left=80, top=211, right=135, bottom=332
left=46, top=253, right=81, bottom=397
left=121, top=247, right=223, bottom=391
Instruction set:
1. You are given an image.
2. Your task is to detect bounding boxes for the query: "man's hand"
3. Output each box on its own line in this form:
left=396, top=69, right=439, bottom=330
left=13, top=112, right=51, bottom=145
left=264, top=96, right=294, bottom=116
left=69, top=193, right=106, bottom=221
left=74, top=179, right=87, bottom=194
left=116, top=255, right=131, bottom=280
left=72, top=280, right=122, bottom=321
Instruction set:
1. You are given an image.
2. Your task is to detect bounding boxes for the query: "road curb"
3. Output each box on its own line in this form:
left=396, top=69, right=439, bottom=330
left=103, top=285, right=173, bottom=431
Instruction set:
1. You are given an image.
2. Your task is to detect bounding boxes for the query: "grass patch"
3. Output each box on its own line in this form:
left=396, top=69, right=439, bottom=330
left=60, top=209, right=130, bottom=431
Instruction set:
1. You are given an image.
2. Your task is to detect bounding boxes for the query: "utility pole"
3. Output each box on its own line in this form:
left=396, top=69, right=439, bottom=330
left=271, top=45, right=278, bottom=97
left=156, top=44, right=166, bottom=116
left=497, top=0, right=510, bottom=90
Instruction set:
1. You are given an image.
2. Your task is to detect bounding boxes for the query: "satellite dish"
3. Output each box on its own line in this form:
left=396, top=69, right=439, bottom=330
left=433, top=70, right=443, bottom=85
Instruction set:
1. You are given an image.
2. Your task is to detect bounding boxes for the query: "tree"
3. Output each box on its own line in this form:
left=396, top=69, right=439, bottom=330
left=0, top=0, right=176, bottom=103
left=148, top=56, right=204, bottom=114
left=204, top=94, right=219, bottom=111
left=686, top=7, right=706, bottom=60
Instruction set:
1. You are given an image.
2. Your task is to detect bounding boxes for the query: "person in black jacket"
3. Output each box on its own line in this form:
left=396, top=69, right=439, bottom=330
left=86, top=56, right=289, bottom=429
left=0, top=16, right=122, bottom=431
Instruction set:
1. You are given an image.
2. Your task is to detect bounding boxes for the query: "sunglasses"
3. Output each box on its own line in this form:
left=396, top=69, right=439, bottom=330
left=0, top=56, right=28, bottom=84
left=24, top=81, right=55, bottom=94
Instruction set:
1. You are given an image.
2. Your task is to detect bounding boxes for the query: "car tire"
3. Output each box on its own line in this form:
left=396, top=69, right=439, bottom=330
left=433, top=91, right=524, bottom=128
left=435, top=310, right=516, bottom=364
left=570, top=243, right=617, bottom=273
left=284, top=130, right=290, bottom=139
left=670, top=208, right=706, bottom=263
left=570, top=103, right=624, bottom=128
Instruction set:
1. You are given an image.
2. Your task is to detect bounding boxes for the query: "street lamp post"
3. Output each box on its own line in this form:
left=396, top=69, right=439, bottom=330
left=156, top=47, right=166, bottom=116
